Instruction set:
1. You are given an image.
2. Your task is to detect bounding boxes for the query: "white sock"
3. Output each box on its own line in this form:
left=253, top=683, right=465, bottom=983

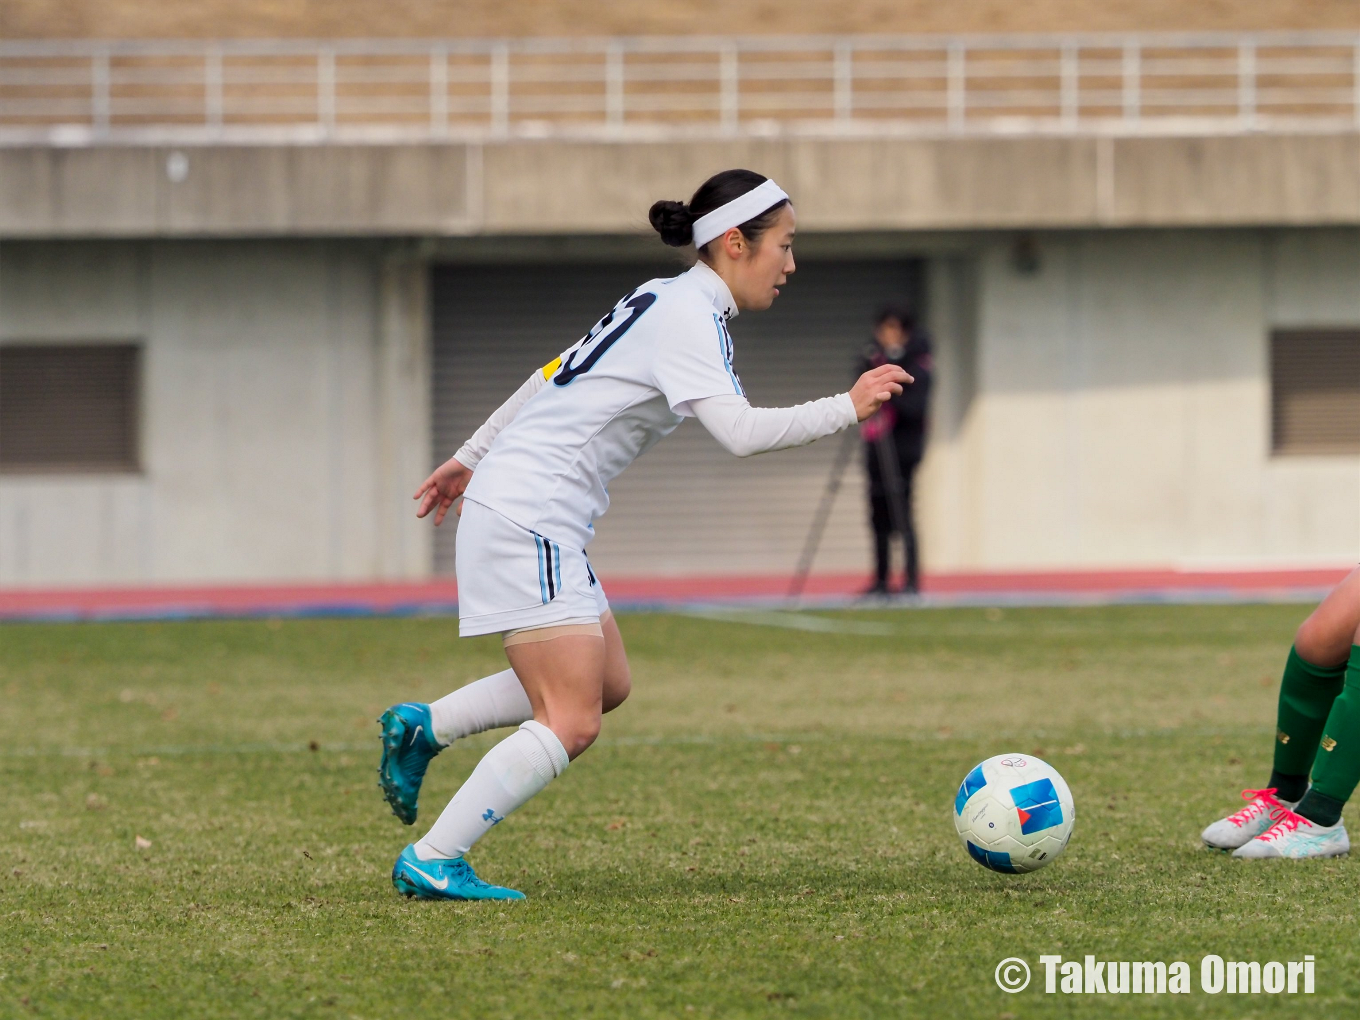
left=413, top=720, right=569, bottom=860
left=427, top=668, right=533, bottom=746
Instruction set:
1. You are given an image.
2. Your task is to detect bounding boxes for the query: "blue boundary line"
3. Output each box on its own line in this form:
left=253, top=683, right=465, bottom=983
left=0, top=586, right=1330, bottom=625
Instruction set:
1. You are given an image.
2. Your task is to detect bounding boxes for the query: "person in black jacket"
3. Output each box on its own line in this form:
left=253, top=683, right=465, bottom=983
left=858, top=305, right=933, bottom=594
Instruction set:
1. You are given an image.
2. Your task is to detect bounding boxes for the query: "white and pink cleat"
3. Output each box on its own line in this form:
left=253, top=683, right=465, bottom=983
left=1232, top=810, right=1349, bottom=859
left=1201, top=788, right=1298, bottom=850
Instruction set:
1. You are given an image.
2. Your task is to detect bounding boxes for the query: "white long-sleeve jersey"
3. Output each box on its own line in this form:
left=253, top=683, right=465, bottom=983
left=459, top=261, right=857, bottom=548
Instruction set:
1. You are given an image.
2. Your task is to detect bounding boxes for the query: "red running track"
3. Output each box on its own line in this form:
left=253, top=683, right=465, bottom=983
left=0, top=567, right=1352, bottom=621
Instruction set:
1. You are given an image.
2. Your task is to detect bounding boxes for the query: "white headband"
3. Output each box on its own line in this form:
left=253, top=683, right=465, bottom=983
left=691, top=179, right=790, bottom=248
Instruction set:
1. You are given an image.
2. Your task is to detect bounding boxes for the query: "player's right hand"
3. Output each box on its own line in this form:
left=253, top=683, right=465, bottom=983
left=414, top=456, right=473, bottom=526
left=849, top=364, right=913, bottom=421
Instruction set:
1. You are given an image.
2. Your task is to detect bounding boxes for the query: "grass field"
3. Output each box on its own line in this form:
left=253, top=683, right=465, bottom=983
left=3, top=604, right=1360, bottom=1018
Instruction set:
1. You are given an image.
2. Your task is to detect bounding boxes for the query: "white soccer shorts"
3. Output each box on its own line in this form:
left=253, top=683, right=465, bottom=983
left=455, top=498, right=610, bottom=638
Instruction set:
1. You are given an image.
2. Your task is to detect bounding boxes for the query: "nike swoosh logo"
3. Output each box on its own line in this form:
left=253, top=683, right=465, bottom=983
left=407, top=864, right=449, bottom=890
left=410, top=725, right=424, bottom=747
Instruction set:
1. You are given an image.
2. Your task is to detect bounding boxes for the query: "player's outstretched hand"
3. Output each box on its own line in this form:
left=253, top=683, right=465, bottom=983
left=414, top=456, right=473, bottom=526
left=849, top=364, right=913, bottom=422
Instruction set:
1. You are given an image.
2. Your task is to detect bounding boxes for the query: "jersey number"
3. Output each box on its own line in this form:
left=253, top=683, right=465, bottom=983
left=554, top=292, right=657, bottom=386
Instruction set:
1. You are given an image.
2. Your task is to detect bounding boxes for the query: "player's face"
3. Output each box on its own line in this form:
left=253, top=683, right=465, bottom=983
left=739, top=204, right=797, bottom=311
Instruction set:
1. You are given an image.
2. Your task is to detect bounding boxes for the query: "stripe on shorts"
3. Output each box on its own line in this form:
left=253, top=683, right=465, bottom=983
left=533, top=532, right=559, bottom=603
left=533, top=534, right=549, bottom=603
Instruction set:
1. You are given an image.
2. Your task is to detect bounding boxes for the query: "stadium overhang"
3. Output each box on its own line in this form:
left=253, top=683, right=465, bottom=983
left=1, top=130, right=1358, bottom=239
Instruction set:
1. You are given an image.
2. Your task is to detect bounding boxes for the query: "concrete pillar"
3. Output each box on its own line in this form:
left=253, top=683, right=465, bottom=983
left=919, top=253, right=983, bottom=570
left=374, top=247, right=433, bottom=579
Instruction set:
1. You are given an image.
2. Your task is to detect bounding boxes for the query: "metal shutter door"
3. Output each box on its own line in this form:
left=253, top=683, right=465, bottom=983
left=432, top=258, right=921, bottom=578
left=0, top=343, right=140, bottom=472
left=1271, top=330, right=1360, bottom=455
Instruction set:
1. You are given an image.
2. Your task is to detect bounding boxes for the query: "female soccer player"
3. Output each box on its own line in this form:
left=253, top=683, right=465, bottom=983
left=377, top=169, right=913, bottom=899
left=1202, top=566, right=1360, bottom=858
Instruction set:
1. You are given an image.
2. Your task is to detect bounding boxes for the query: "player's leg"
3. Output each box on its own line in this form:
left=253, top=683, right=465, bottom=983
left=391, top=631, right=620, bottom=870
left=422, top=600, right=627, bottom=741
left=380, top=572, right=623, bottom=822
left=391, top=508, right=611, bottom=898
left=407, top=610, right=625, bottom=864
left=429, top=668, right=533, bottom=745
left=380, top=502, right=565, bottom=826
left=1209, top=567, right=1360, bottom=856
left=394, top=632, right=597, bottom=900
left=1265, top=573, right=1360, bottom=796
left=601, top=610, right=632, bottom=714
left=507, top=633, right=607, bottom=757
left=1247, top=583, right=1360, bottom=856
left=409, top=633, right=600, bottom=860
left=1236, top=627, right=1357, bottom=858
left=1293, top=566, right=1360, bottom=666
left=378, top=668, right=534, bottom=825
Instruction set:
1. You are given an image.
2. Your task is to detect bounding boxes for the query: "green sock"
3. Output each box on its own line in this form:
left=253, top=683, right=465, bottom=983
left=1296, top=788, right=1346, bottom=828
left=1304, top=645, right=1360, bottom=825
left=1271, top=646, right=1347, bottom=801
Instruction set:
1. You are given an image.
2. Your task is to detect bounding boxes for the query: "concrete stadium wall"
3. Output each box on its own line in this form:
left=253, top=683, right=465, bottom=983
left=2, top=227, right=1354, bottom=587
left=0, top=239, right=431, bottom=586
left=4, top=0, right=1356, bottom=39
left=919, top=227, right=1360, bottom=572
left=4, top=134, right=1358, bottom=240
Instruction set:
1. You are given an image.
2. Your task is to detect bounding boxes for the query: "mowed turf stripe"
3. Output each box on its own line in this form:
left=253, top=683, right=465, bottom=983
left=0, top=725, right=1275, bottom=759
left=677, top=608, right=897, bottom=635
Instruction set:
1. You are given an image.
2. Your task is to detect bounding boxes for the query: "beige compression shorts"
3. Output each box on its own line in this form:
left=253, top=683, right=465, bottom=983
left=502, top=610, right=614, bottom=647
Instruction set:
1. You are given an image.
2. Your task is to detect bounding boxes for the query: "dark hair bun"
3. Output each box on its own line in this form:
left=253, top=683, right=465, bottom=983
left=648, top=199, right=694, bottom=247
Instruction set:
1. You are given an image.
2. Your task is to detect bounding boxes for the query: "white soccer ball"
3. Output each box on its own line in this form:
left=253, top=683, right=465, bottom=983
left=953, top=754, right=1076, bottom=873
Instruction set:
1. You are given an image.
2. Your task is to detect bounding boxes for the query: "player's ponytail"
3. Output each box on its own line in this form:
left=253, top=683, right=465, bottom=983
left=649, top=169, right=790, bottom=253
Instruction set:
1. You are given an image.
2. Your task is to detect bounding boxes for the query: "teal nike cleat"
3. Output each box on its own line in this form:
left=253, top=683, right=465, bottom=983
left=391, top=844, right=526, bottom=901
left=377, top=702, right=443, bottom=825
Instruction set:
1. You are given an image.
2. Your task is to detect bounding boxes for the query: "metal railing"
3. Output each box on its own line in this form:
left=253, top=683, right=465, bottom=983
left=1, top=32, right=1358, bottom=144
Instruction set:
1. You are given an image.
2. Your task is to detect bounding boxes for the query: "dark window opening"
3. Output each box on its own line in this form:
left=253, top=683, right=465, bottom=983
left=0, top=343, right=141, bottom=473
left=1270, top=330, right=1360, bottom=456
